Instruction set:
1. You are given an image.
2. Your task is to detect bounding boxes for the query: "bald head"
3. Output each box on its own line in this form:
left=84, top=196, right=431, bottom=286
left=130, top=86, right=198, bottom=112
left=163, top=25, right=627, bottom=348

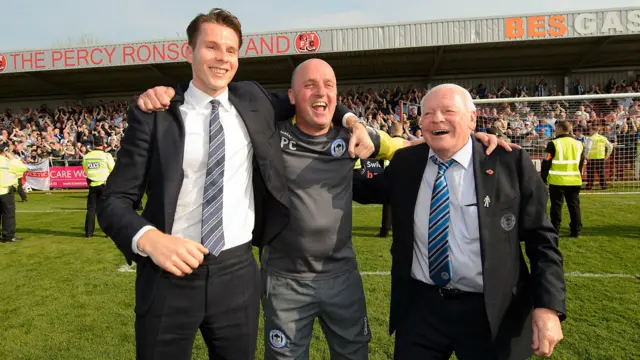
left=287, top=58, right=337, bottom=135
left=291, top=58, right=335, bottom=90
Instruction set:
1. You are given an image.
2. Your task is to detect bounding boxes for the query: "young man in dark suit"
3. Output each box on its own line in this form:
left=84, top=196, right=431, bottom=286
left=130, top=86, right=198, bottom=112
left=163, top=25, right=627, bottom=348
left=96, top=8, right=371, bottom=360
left=353, top=83, right=566, bottom=360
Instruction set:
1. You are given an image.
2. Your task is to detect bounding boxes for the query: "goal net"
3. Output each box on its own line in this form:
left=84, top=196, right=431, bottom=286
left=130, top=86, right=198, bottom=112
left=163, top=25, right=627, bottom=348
left=398, top=93, right=640, bottom=194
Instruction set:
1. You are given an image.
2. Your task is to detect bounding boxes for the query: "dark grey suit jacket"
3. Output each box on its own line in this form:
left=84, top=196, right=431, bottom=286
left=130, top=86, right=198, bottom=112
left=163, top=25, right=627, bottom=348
left=353, top=137, right=566, bottom=360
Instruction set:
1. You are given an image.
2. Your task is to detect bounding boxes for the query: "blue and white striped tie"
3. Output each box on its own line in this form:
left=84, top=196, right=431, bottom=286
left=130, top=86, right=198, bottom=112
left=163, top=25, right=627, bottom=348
left=428, top=155, right=455, bottom=287
left=201, top=100, right=225, bottom=256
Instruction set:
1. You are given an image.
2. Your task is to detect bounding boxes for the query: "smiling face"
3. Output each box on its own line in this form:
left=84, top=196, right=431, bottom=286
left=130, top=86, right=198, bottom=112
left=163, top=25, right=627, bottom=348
left=186, top=22, right=239, bottom=98
left=420, top=85, right=476, bottom=160
left=288, top=59, right=337, bottom=135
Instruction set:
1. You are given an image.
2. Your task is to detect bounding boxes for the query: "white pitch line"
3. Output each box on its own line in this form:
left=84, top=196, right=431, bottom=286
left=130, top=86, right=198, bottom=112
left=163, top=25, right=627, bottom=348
left=17, top=209, right=84, bottom=213
left=117, top=265, right=136, bottom=273
left=563, top=272, right=638, bottom=278
left=580, top=191, right=640, bottom=195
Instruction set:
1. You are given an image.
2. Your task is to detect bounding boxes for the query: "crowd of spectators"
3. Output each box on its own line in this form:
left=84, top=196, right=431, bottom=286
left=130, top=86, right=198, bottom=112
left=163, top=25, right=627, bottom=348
left=340, top=77, right=640, bottom=156
left=0, top=100, right=128, bottom=164
left=1, top=76, right=639, bottom=168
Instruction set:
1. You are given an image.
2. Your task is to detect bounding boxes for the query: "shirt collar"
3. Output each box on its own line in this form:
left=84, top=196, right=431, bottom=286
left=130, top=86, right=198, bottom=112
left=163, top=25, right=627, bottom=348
left=184, top=81, right=231, bottom=111
left=428, top=135, right=473, bottom=170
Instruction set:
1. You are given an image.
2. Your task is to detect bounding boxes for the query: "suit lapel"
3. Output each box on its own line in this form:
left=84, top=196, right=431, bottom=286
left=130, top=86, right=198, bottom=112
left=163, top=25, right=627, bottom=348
left=404, top=144, right=431, bottom=258
left=228, top=88, right=261, bottom=140
left=471, top=137, right=498, bottom=269
left=157, top=88, right=187, bottom=232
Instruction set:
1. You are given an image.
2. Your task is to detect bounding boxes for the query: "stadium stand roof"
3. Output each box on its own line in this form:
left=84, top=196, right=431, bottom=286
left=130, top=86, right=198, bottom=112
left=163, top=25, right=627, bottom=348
left=1, top=7, right=639, bottom=100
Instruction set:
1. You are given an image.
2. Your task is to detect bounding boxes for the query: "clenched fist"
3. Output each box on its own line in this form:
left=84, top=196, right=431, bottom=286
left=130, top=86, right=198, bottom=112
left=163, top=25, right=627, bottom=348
left=137, top=229, right=209, bottom=276
left=137, top=86, right=175, bottom=112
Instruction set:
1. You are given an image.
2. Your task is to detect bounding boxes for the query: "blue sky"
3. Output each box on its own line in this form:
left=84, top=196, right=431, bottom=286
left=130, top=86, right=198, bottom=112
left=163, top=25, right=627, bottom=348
left=2, top=0, right=639, bottom=51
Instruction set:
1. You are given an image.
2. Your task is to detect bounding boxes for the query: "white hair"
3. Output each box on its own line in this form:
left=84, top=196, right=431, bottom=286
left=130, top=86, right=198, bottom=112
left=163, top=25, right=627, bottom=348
left=420, top=83, right=476, bottom=112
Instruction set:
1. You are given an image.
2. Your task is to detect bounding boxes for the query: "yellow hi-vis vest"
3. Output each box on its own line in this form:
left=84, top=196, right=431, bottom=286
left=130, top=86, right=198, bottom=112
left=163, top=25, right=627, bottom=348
left=9, top=158, right=27, bottom=187
left=83, top=150, right=115, bottom=187
left=587, top=134, right=607, bottom=160
left=0, top=157, right=15, bottom=195
left=548, top=137, right=583, bottom=186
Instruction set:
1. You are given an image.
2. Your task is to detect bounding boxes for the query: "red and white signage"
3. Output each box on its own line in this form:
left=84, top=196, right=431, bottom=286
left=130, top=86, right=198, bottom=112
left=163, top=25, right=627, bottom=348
left=50, top=165, right=88, bottom=189
left=0, top=31, right=326, bottom=73
left=24, top=163, right=88, bottom=190
left=294, top=32, right=320, bottom=53
left=24, top=160, right=50, bottom=190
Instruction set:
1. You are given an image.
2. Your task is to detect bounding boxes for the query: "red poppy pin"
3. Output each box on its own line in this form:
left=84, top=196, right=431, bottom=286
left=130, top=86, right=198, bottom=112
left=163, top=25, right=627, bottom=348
left=486, top=169, right=494, bottom=175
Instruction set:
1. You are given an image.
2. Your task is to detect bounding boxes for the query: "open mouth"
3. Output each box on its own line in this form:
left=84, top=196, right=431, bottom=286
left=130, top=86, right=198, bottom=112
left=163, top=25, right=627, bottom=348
left=312, top=101, right=327, bottom=112
left=209, top=67, right=228, bottom=75
left=431, top=129, right=450, bottom=136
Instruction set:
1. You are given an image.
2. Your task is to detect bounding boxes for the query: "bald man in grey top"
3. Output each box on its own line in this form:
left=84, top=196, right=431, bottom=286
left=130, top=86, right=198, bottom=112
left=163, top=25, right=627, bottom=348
left=260, top=59, right=402, bottom=360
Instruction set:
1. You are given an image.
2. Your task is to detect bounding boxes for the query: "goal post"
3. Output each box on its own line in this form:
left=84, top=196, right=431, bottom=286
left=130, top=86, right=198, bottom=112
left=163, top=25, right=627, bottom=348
left=471, top=93, right=640, bottom=194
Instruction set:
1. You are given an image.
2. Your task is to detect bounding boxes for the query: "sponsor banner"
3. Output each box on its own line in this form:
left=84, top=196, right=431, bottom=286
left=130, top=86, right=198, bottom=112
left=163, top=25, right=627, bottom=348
left=0, top=31, right=324, bottom=73
left=24, top=160, right=50, bottom=191
left=50, top=166, right=88, bottom=189
left=505, top=9, right=640, bottom=40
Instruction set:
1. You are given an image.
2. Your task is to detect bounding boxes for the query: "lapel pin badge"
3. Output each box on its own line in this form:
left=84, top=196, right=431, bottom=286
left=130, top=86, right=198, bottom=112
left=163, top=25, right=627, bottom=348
left=484, top=196, right=491, bottom=208
left=486, top=169, right=494, bottom=175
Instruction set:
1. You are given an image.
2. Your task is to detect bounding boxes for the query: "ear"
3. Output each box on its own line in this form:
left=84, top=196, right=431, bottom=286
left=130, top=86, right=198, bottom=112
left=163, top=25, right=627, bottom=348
left=288, top=89, right=295, bottom=105
left=186, top=44, right=194, bottom=64
left=469, top=110, right=477, bottom=131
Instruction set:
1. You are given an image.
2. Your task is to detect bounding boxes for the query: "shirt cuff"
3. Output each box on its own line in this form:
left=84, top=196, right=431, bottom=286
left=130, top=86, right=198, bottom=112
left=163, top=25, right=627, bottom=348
left=342, top=113, right=355, bottom=128
left=132, top=225, right=156, bottom=257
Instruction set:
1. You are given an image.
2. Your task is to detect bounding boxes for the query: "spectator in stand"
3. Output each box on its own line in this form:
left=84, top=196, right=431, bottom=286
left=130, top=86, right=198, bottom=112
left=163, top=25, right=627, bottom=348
left=536, top=119, right=554, bottom=138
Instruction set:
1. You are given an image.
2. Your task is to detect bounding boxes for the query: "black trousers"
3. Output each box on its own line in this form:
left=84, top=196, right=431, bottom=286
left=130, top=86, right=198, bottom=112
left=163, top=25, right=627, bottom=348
left=394, top=279, right=498, bottom=360
left=135, top=243, right=261, bottom=360
left=586, top=159, right=606, bottom=189
left=380, top=203, right=392, bottom=234
left=0, top=191, right=16, bottom=240
left=85, top=185, right=105, bottom=237
left=16, top=180, right=27, bottom=201
left=549, top=185, right=582, bottom=235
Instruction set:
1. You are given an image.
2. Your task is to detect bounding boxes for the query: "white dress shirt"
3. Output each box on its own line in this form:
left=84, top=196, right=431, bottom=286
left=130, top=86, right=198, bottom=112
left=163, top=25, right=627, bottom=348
left=412, top=136, right=484, bottom=292
left=132, top=82, right=255, bottom=255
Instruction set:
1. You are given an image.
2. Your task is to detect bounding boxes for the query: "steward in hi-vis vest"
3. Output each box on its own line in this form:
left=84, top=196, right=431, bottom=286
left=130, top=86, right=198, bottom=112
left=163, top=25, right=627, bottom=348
left=0, top=144, right=24, bottom=243
left=584, top=125, right=613, bottom=190
left=541, top=121, right=585, bottom=238
left=82, top=137, right=115, bottom=237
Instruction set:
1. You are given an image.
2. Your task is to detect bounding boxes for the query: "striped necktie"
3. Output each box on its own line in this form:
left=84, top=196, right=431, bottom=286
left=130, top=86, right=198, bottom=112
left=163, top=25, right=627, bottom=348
left=428, top=155, right=455, bottom=287
left=201, top=99, right=225, bottom=256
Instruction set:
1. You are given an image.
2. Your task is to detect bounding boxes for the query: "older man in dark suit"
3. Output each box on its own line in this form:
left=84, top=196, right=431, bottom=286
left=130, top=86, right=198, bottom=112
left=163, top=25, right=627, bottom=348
left=353, top=83, right=566, bottom=360
left=97, top=8, right=371, bottom=360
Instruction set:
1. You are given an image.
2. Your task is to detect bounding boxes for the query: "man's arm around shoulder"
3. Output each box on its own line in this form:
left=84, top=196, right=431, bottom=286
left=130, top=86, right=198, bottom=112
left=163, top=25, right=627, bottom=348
left=351, top=146, right=412, bottom=205
left=97, top=105, right=156, bottom=264
left=248, top=80, right=354, bottom=128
